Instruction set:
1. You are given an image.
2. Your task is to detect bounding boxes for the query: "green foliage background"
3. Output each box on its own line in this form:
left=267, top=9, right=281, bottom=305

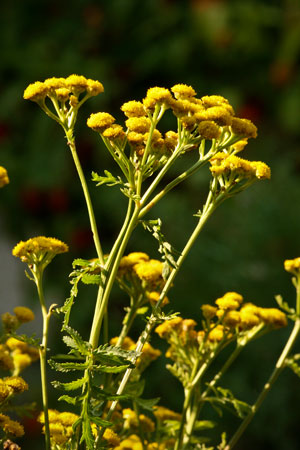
left=1, top=0, right=300, bottom=449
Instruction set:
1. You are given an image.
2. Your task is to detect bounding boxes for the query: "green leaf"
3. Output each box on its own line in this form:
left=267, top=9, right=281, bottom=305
left=81, top=417, right=95, bottom=450
left=72, top=258, right=92, bottom=267
left=62, top=326, right=90, bottom=355
left=49, top=359, right=89, bottom=372
left=134, top=397, right=160, bottom=411
left=136, top=306, right=149, bottom=315
left=81, top=273, right=102, bottom=285
left=193, top=420, right=216, bottom=431
left=207, top=386, right=251, bottom=419
left=58, top=395, right=80, bottom=405
left=89, top=415, right=112, bottom=428
left=52, top=377, right=87, bottom=391
left=92, top=170, right=124, bottom=187
left=123, top=379, right=145, bottom=397
left=275, top=295, right=295, bottom=315
left=91, top=385, right=131, bottom=402
left=92, top=364, right=130, bottom=373
left=93, top=344, right=137, bottom=366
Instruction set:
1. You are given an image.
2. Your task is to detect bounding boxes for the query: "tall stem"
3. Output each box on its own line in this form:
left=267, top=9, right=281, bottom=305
left=67, top=134, right=104, bottom=265
left=35, top=271, right=51, bottom=450
left=225, top=318, right=300, bottom=450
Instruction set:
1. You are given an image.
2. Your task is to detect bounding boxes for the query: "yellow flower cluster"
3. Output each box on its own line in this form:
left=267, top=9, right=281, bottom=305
left=24, top=75, right=104, bottom=103
left=284, top=257, right=300, bottom=275
left=0, top=166, right=9, bottom=188
left=0, top=413, right=24, bottom=437
left=202, top=291, right=287, bottom=331
left=12, top=236, right=68, bottom=265
left=115, top=434, right=174, bottom=450
left=118, top=252, right=167, bottom=303
left=38, top=409, right=80, bottom=445
left=0, top=376, right=28, bottom=403
left=5, top=337, right=39, bottom=375
left=210, top=152, right=271, bottom=181
left=123, top=408, right=155, bottom=433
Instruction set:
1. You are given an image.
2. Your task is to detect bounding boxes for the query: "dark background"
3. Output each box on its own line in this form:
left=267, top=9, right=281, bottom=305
left=1, top=0, right=300, bottom=449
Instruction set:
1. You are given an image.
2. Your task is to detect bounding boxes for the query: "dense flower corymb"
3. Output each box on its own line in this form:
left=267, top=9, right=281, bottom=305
left=12, top=236, right=68, bottom=266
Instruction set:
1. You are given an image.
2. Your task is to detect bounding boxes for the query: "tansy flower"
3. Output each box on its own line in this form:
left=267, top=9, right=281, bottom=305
left=87, top=112, right=116, bottom=132
left=133, top=259, right=164, bottom=284
left=86, top=79, right=104, bottom=96
left=102, top=124, right=126, bottom=141
left=0, top=414, right=24, bottom=437
left=164, top=131, right=178, bottom=151
left=0, top=166, right=9, bottom=187
left=171, top=84, right=197, bottom=99
left=223, top=310, right=241, bottom=328
left=215, top=292, right=243, bottom=310
left=119, top=252, right=150, bottom=272
left=6, top=338, right=28, bottom=352
left=146, top=291, right=169, bottom=307
left=0, top=347, right=14, bottom=371
left=208, top=325, right=224, bottom=342
left=125, top=117, right=151, bottom=133
left=143, top=87, right=173, bottom=111
left=12, top=236, right=68, bottom=267
left=201, top=304, right=217, bottom=320
left=198, top=121, right=221, bottom=140
left=121, top=100, right=146, bottom=117
left=0, top=381, right=11, bottom=402
left=1, top=313, right=18, bottom=333
left=13, top=306, right=35, bottom=323
left=284, top=257, right=300, bottom=275
left=4, top=376, right=28, bottom=394
left=230, top=117, right=257, bottom=139
left=258, top=308, right=287, bottom=328
left=195, top=106, right=233, bottom=126
left=103, top=428, right=120, bottom=447
left=65, top=74, right=88, bottom=93
left=23, top=81, right=48, bottom=102
left=155, top=317, right=183, bottom=339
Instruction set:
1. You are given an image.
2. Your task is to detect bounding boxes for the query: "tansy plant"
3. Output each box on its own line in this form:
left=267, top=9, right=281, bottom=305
left=1, top=74, right=299, bottom=449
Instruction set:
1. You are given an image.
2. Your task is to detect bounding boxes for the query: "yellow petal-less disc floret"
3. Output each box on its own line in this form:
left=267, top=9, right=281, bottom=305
left=23, top=81, right=48, bottom=102
left=0, top=166, right=9, bottom=188
left=86, top=79, right=104, bottom=96
left=0, top=414, right=24, bottom=437
left=87, top=112, right=116, bottom=132
left=13, top=306, right=35, bottom=323
left=102, top=124, right=126, bottom=141
left=153, top=405, right=182, bottom=422
left=196, top=106, right=233, bottom=126
left=284, top=257, right=300, bottom=275
left=12, top=236, right=68, bottom=265
left=133, top=259, right=164, bottom=283
left=231, top=117, right=257, bottom=139
left=171, top=84, right=197, bottom=99
left=121, top=100, right=146, bottom=117
left=201, top=304, right=217, bottom=320
left=125, top=117, right=151, bottom=133
left=4, top=376, right=28, bottom=394
left=258, top=308, right=287, bottom=328
left=65, top=74, right=88, bottom=93
left=143, top=87, right=173, bottom=111
left=198, top=121, right=221, bottom=140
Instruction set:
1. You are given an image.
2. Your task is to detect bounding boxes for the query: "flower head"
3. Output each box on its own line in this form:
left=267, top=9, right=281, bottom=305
left=284, top=257, right=300, bottom=275
left=121, top=100, right=146, bottom=117
left=0, top=166, right=9, bottom=188
left=87, top=112, right=116, bottom=132
left=171, top=84, right=197, bottom=99
left=12, top=236, right=68, bottom=268
left=23, top=81, right=48, bottom=102
left=13, top=306, right=35, bottom=323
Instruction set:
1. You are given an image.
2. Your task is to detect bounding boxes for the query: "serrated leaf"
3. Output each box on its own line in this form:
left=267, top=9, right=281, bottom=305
left=92, top=364, right=130, bottom=373
left=52, top=377, right=87, bottom=391
left=81, top=417, right=95, bottom=450
left=134, top=397, right=160, bottom=411
left=81, top=273, right=102, bottom=285
left=93, top=344, right=137, bottom=366
left=89, top=416, right=112, bottom=428
left=91, top=385, right=131, bottom=402
left=63, top=326, right=90, bottom=355
left=58, top=395, right=80, bottom=405
left=72, top=258, right=92, bottom=267
left=49, top=359, right=89, bottom=372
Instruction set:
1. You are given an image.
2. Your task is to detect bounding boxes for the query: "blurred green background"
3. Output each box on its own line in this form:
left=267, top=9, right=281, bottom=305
left=1, top=0, right=300, bottom=448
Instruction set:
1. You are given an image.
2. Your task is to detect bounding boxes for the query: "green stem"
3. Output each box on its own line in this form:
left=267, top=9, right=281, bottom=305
left=225, top=318, right=300, bottom=450
left=34, top=271, right=51, bottom=450
left=67, top=134, right=104, bottom=265
left=104, top=197, right=218, bottom=426
left=89, top=204, right=141, bottom=348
